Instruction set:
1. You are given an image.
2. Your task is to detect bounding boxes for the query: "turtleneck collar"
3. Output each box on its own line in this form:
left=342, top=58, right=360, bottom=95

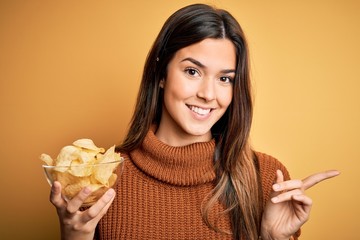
left=130, top=126, right=216, bottom=186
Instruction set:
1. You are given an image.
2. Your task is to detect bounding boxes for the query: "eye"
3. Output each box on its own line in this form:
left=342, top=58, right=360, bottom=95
left=185, top=68, right=200, bottom=77
left=219, top=76, right=233, bottom=83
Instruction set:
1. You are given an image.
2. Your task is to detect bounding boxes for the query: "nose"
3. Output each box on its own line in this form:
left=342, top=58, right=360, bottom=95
left=196, top=78, right=216, bottom=102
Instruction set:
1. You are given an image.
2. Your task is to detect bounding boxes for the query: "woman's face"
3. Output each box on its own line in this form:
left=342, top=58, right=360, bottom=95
left=156, top=38, right=236, bottom=146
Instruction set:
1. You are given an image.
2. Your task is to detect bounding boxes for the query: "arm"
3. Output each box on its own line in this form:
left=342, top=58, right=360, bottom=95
left=50, top=181, right=115, bottom=240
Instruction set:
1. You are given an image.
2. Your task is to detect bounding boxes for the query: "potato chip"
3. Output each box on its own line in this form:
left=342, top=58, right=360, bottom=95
left=94, top=161, right=120, bottom=185
left=40, top=153, right=53, bottom=166
left=53, top=170, right=78, bottom=188
left=55, top=145, right=81, bottom=168
left=73, top=138, right=105, bottom=153
left=63, top=177, right=90, bottom=198
left=108, top=173, right=118, bottom=187
left=78, top=151, right=96, bottom=164
left=93, top=146, right=120, bottom=184
left=69, top=162, right=93, bottom=177
left=97, top=145, right=121, bottom=163
left=41, top=138, right=123, bottom=206
left=85, top=186, right=108, bottom=204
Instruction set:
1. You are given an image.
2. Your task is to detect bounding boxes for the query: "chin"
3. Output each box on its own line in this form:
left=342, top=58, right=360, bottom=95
left=185, top=127, right=212, bottom=140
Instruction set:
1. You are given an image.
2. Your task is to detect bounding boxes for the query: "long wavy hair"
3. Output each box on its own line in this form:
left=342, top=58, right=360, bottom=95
left=117, top=4, right=262, bottom=240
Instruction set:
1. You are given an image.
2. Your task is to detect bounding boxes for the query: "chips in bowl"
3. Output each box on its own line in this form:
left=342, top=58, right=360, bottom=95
left=41, top=139, right=124, bottom=206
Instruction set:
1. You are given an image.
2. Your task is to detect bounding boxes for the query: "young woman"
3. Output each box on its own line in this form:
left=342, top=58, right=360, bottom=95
left=49, top=4, right=339, bottom=240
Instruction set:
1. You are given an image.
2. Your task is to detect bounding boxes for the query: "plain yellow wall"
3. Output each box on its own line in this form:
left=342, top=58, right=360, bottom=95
left=0, top=0, right=359, bottom=239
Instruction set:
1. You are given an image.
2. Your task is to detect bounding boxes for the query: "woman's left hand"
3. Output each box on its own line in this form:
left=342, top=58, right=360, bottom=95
left=260, top=169, right=340, bottom=240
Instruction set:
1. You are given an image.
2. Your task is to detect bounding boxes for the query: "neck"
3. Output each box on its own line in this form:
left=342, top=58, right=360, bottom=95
left=129, top=125, right=217, bottom=186
left=155, top=124, right=212, bottom=146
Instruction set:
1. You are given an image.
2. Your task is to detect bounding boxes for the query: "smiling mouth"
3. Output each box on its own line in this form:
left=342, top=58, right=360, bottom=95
left=187, top=105, right=212, bottom=115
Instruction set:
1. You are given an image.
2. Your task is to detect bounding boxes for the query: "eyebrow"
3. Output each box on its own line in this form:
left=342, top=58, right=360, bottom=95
left=180, top=57, right=236, bottom=74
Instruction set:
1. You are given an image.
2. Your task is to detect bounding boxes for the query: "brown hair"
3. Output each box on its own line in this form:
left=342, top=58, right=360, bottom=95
left=117, top=4, right=262, bottom=240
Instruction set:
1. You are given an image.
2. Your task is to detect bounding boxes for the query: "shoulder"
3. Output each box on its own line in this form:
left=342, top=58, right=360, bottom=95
left=254, top=151, right=291, bottom=180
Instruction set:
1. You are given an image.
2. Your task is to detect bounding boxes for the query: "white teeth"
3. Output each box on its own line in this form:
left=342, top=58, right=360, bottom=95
left=189, top=105, right=211, bottom=115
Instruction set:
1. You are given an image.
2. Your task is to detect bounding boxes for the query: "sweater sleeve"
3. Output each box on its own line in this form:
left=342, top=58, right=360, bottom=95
left=255, top=151, right=301, bottom=239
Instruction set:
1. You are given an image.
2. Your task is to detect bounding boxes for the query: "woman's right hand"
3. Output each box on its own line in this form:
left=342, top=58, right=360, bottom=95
left=50, top=181, right=116, bottom=240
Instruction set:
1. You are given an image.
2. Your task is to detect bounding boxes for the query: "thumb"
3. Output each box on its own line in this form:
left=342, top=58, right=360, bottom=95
left=50, top=181, right=66, bottom=208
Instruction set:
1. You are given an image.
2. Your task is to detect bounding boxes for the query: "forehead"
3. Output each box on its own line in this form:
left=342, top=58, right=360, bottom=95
left=172, top=38, right=237, bottom=69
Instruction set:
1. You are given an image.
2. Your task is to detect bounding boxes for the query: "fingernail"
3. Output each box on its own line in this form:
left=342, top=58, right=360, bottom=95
left=273, top=184, right=281, bottom=190
left=271, top=197, right=279, bottom=203
left=83, top=187, right=91, bottom=194
left=53, top=181, right=60, bottom=188
left=106, top=189, right=115, bottom=197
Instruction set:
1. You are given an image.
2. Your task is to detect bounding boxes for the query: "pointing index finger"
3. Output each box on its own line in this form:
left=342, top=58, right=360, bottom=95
left=302, top=170, right=340, bottom=190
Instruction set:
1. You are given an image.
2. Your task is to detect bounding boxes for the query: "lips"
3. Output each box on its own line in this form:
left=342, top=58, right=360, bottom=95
left=187, top=105, right=212, bottom=115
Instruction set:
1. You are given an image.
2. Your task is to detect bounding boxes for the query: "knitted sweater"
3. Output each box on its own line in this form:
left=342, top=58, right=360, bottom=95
left=96, top=128, right=298, bottom=239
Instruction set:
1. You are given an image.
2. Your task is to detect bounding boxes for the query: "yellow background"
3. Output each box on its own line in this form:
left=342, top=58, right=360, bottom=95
left=0, top=0, right=358, bottom=239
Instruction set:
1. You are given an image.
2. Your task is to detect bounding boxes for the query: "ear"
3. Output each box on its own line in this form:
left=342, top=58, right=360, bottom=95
left=159, top=79, right=165, bottom=88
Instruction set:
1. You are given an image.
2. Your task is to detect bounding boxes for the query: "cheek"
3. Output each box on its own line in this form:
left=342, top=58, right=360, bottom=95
left=165, top=78, right=195, bottom=100
left=163, top=83, right=186, bottom=108
left=218, top=88, right=233, bottom=108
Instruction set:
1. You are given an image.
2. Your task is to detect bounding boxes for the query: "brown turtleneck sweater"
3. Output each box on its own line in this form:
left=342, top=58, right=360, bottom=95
left=96, top=128, right=298, bottom=239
